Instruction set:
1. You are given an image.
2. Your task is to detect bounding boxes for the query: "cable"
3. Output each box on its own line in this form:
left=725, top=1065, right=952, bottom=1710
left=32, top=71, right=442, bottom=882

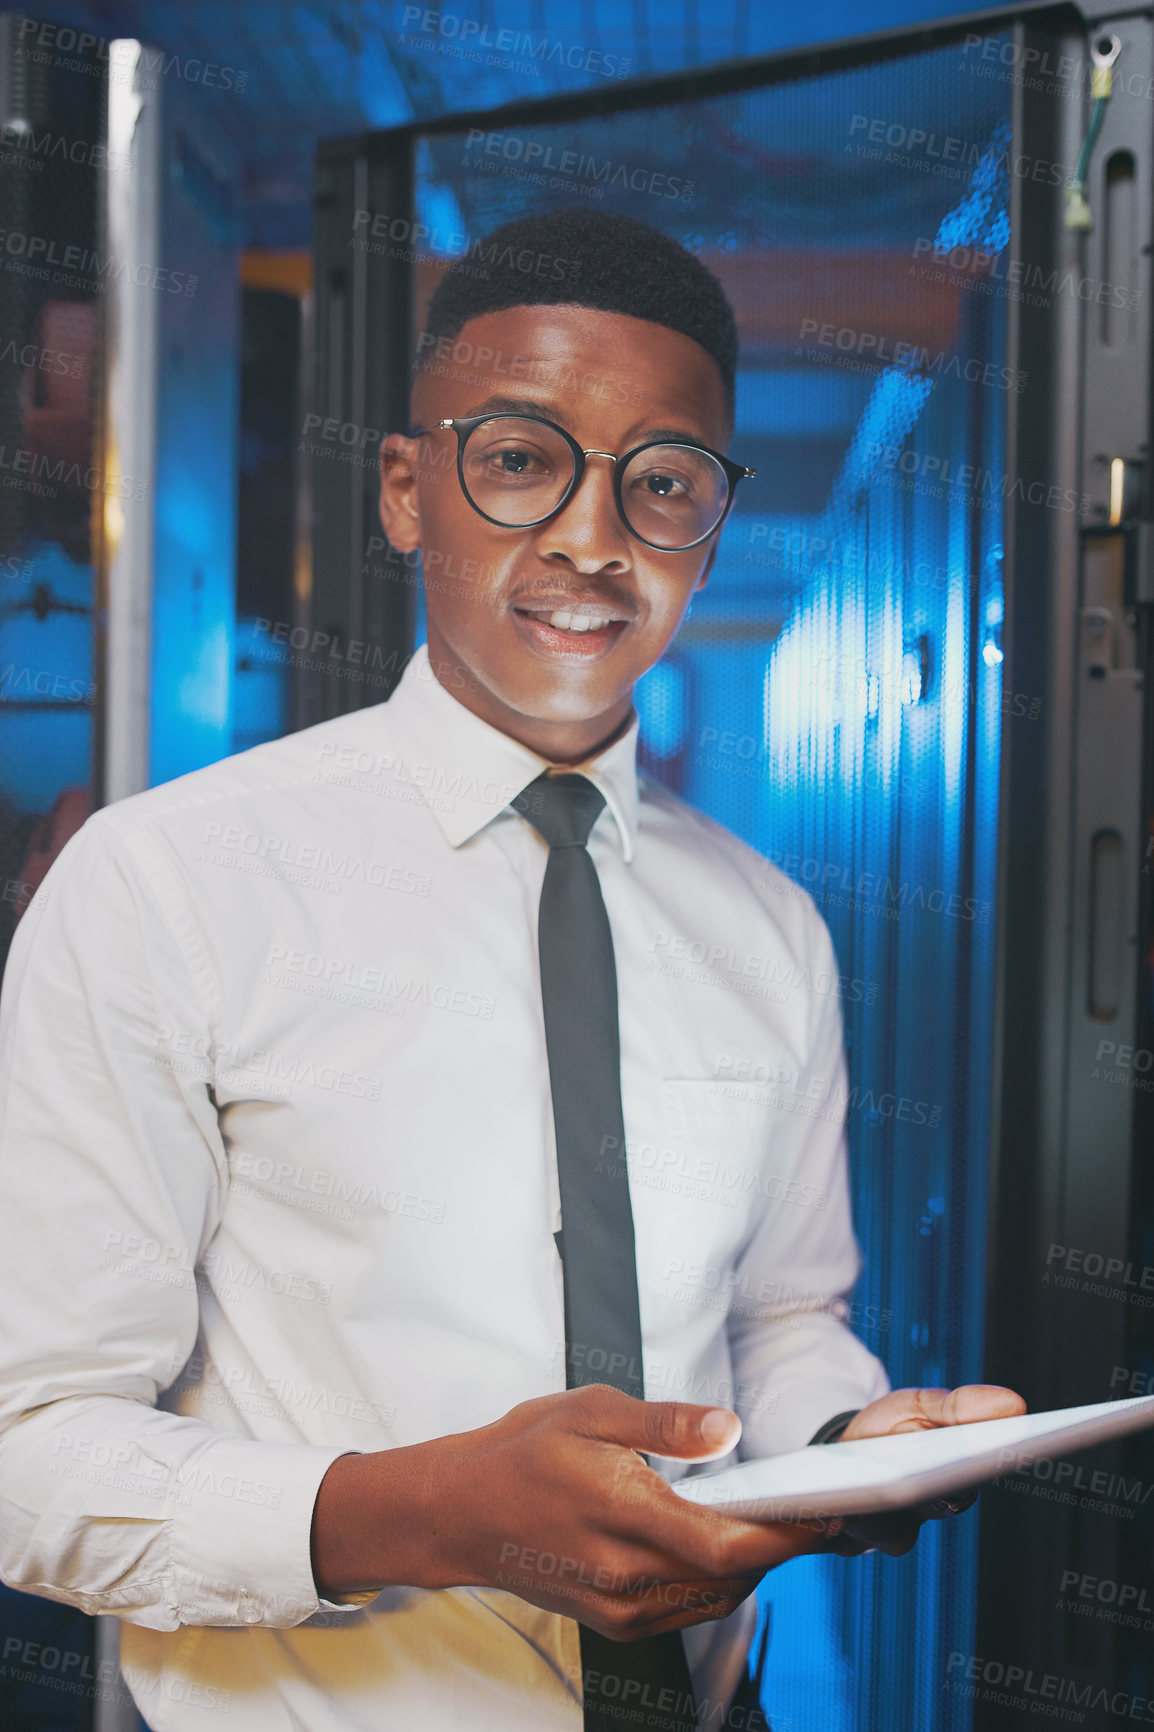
left=1065, top=33, right=1121, bottom=230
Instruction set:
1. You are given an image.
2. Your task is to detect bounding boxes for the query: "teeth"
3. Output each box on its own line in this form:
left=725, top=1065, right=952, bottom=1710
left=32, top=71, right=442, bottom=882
left=544, top=611, right=612, bottom=633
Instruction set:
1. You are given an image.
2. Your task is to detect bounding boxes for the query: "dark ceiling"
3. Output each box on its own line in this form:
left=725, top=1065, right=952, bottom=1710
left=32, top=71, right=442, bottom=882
left=11, top=0, right=994, bottom=245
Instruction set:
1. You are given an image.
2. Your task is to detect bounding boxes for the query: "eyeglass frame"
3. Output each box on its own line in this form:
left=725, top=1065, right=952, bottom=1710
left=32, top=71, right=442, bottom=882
left=410, top=412, right=756, bottom=552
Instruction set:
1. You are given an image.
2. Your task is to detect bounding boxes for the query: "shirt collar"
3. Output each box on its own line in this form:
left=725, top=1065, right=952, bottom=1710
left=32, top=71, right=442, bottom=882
left=381, top=640, right=640, bottom=863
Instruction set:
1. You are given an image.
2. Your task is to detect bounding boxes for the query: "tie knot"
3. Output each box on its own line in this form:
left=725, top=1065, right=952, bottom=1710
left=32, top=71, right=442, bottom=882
left=512, top=771, right=606, bottom=850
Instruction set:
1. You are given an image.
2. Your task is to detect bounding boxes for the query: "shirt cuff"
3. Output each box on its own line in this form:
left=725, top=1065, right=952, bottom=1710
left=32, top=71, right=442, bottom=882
left=808, top=1410, right=860, bottom=1445
left=169, top=1439, right=357, bottom=1627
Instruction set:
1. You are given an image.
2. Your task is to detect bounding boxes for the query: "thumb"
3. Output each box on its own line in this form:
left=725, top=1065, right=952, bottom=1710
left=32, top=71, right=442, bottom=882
left=579, top=1386, right=742, bottom=1460
left=846, top=1383, right=1027, bottom=1439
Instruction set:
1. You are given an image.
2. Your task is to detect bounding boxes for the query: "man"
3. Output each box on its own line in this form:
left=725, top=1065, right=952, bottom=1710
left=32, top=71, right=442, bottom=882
left=0, top=208, right=1022, bottom=1732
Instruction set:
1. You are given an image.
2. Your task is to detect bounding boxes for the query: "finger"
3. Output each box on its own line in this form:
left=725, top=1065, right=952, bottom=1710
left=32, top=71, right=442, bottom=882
left=531, top=1569, right=760, bottom=1641
left=875, top=1524, right=921, bottom=1557
left=587, top=1422, right=844, bottom=1579
left=893, top=1385, right=1026, bottom=1430
left=598, top=1570, right=765, bottom=1641
left=845, top=1384, right=1026, bottom=1438
left=625, top=1590, right=755, bottom=1640
left=838, top=1510, right=924, bottom=1555
left=573, top=1385, right=743, bottom=1461
left=914, top=1486, right=982, bottom=1522
left=600, top=1467, right=832, bottom=1580
left=825, top=1531, right=872, bottom=1558
left=932, top=1385, right=1028, bottom=1426
left=840, top=1389, right=947, bottom=1439
left=614, top=1568, right=760, bottom=1611
left=582, top=1592, right=751, bottom=1643
left=647, top=1499, right=837, bottom=1579
left=579, top=1519, right=806, bottom=1605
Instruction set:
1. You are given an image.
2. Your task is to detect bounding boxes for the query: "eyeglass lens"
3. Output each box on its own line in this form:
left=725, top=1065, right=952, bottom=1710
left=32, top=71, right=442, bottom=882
left=459, top=415, right=730, bottom=549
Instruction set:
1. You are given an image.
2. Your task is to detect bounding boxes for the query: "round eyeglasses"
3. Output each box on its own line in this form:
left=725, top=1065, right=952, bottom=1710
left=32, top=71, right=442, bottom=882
left=418, top=413, right=755, bottom=552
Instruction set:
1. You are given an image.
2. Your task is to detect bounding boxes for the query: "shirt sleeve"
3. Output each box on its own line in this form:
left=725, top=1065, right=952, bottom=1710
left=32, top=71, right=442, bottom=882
left=0, top=814, right=360, bottom=1630
left=726, top=908, right=890, bottom=1457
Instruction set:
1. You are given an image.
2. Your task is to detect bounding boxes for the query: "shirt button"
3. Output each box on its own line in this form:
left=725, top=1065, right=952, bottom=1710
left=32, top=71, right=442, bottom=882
left=237, top=1593, right=262, bottom=1623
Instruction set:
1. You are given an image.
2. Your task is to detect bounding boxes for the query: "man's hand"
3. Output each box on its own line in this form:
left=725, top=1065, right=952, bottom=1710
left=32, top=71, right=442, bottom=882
left=825, top=1383, right=1028, bottom=1557
left=312, top=1385, right=841, bottom=1641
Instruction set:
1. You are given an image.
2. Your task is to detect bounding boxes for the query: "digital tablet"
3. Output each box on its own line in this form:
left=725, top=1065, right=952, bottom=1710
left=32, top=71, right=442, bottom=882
left=671, top=1395, right=1154, bottom=1522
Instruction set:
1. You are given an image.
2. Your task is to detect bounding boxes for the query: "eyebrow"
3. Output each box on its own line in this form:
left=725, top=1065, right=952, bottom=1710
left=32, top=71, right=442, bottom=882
left=458, top=396, right=715, bottom=449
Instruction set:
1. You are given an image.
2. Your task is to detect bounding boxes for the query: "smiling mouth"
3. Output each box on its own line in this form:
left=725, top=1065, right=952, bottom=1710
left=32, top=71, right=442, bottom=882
left=512, top=604, right=633, bottom=636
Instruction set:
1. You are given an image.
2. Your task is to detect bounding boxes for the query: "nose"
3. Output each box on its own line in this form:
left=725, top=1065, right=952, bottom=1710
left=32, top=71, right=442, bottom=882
left=532, top=451, right=632, bottom=574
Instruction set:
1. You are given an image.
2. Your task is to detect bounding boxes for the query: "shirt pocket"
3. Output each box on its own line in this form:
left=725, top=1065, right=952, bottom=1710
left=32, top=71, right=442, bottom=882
left=660, top=1077, right=784, bottom=1139
left=627, top=1079, right=777, bottom=1275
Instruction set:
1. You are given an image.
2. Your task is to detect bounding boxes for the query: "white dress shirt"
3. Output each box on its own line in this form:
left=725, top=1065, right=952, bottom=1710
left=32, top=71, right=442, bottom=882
left=0, top=639, right=888, bottom=1732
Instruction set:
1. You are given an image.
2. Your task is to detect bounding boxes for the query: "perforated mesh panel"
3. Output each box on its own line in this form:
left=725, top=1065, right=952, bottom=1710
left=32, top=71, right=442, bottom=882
left=0, top=16, right=102, bottom=980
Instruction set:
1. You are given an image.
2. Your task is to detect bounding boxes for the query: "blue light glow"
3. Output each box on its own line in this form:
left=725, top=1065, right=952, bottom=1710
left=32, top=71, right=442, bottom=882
left=635, top=659, right=688, bottom=759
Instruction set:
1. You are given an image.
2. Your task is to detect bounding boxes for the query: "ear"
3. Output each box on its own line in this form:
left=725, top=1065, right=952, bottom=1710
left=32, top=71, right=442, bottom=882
left=694, top=540, right=719, bottom=591
left=378, top=433, right=423, bottom=553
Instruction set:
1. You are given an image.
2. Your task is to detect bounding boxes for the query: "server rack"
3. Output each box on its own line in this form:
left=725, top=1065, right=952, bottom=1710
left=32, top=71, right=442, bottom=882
left=306, top=6, right=1154, bottom=1729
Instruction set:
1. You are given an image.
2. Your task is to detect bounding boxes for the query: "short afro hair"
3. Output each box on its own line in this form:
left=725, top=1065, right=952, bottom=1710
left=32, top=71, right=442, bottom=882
left=418, top=207, right=738, bottom=419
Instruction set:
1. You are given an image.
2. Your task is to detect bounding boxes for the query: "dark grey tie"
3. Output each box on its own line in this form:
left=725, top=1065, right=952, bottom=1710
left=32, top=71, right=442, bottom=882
left=512, top=769, right=698, bottom=1732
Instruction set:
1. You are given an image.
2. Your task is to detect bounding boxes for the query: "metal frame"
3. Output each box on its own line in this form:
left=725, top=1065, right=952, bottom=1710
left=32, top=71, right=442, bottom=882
left=974, top=8, right=1153, bottom=1721
left=97, top=42, right=162, bottom=806
left=303, top=130, right=414, bottom=724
